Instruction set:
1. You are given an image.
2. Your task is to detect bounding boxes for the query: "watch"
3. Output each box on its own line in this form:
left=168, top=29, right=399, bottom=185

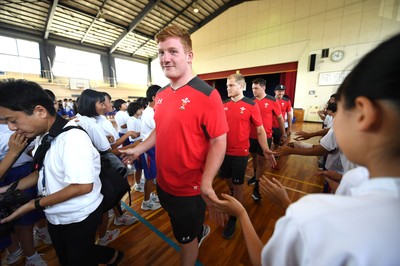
left=34, top=197, right=45, bottom=211
left=330, top=50, right=344, bottom=62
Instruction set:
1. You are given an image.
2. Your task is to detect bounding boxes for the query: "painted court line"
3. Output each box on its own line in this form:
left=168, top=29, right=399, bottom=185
left=121, top=201, right=204, bottom=266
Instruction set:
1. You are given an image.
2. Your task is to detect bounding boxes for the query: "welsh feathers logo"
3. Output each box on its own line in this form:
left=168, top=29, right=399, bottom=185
left=180, top=97, right=190, bottom=110
left=240, top=107, right=246, bottom=114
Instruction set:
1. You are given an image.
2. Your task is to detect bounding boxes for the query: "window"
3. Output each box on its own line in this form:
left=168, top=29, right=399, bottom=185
left=0, top=36, right=40, bottom=74
left=52, top=47, right=102, bottom=80
left=115, top=58, right=147, bottom=85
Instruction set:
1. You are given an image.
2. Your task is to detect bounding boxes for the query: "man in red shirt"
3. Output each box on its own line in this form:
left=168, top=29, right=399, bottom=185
left=248, top=78, right=286, bottom=202
left=220, top=74, right=275, bottom=238
left=272, top=84, right=292, bottom=151
left=121, top=25, right=228, bottom=265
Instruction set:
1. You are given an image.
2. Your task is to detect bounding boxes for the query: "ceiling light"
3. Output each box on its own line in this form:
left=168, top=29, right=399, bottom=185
left=193, top=1, right=199, bottom=13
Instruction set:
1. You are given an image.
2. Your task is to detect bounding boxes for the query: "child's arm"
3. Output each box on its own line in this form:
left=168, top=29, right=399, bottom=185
left=0, top=132, right=27, bottom=178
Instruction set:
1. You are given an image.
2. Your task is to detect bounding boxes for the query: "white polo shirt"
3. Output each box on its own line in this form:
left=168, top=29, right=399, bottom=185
left=261, top=177, right=400, bottom=266
left=114, top=110, right=130, bottom=134
left=34, top=120, right=103, bottom=225
left=127, top=116, right=141, bottom=142
left=140, top=106, right=155, bottom=141
left=76, top=114, right=110, bottom=152
left=95, top=115, right=120, bottom=146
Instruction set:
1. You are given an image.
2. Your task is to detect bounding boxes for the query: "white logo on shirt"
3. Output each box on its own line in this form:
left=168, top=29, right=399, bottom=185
left=194, top=186, right=199, bottom=190
left=240, top=107, right=246, bottom=114
left=264, top=103, right=269, bottom=108
left=224, top=107, right=228, bottom=111
left=180, top=98, right=190, bottom=110
left=157, top=99, right=163, bottom=104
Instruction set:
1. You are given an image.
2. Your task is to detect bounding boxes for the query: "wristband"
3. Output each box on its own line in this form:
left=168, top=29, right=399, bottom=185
left=34, top=197, right=45, bottom=211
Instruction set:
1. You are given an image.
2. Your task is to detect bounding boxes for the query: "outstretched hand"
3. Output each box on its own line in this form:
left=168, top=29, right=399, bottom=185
left=275, top=145, right=294, bottom=157
left=263, top=149, right=277, bottom=167
left=259, top=176, right=291, bottom=209
left=208, top=192, right=245, bottom=224
left=201, top=187, right=228, bottom=227
left=294, top=131, right=312, bottom=141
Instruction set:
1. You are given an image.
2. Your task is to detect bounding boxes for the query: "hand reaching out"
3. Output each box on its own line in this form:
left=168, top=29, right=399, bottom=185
left=294, top=131, right=312, bottom=141
left=202, top=186, right=228, bottom=227
left=259, top=176, right=291, bottom=209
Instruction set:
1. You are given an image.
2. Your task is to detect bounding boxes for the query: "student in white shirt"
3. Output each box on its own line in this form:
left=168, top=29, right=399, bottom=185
left=0, top=80, right=124, bottom=266
left=209, top=33, right=400, bottom=266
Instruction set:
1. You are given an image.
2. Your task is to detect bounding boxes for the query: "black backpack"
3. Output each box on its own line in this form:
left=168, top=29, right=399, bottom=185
left=33, top=115, right=131, bottom=213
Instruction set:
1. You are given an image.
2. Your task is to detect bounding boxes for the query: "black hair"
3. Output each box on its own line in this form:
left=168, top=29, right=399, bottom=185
left=337, top=33, right=400, bottom=110
left=101, top=91, right=112, bottom=101
left=326, top=102, right=337, bottom=113
left=0, top=79, right=56, bottom=116
left=43, top=89, right=56, bottom=102
left=113, top=99, right=126, bottom=111
left=77, top=89, right=105, bottom=117
left=137, top=97, right=148, bottom=109
left=127, top=101, right=142, bottom=116
left=146, top=85, right=161, bottom=102
left=252, top=78, right=266, bottom=87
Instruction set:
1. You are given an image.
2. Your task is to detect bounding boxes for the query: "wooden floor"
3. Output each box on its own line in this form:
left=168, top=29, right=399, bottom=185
left=3, top=122, right=324, bottom=266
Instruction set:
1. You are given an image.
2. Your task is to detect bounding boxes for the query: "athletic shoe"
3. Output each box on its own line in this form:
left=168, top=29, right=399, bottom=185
left=114, top=213, right=138, bottom=226
left=25, top=254, right=47, bottom=266
left=150, top=192, right=159, bottom=203
left=107, top=250, right=125, bottom=266
left=108, top=209, right=115, bottom=218
left=222, top=219, right=236, bottom=239
left=141, top=200, right=161, bottom=211
left=133, top=183, right=144, bottom=192
left=33, top=227, right=52, bottom=245
left=252, top=184, right=262, bottom=202
left=98, top=229, right=120, bottom=246
left=197, top=224, right=210, bottom=247
left=6, top=247, right=23, bottom=264
left=247, top=176, right=256, bottom=186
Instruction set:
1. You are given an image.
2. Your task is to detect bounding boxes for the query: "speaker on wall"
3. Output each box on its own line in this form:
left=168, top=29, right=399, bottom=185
left=309, top=54, right=316, bottom=72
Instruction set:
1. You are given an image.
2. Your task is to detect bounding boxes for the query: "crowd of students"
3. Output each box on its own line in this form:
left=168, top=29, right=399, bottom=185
left=0, top=25, right=398, bottom=266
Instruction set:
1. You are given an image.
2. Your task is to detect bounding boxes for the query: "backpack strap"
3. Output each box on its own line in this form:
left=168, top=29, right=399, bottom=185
left=32, top=115, right=70, bottom=171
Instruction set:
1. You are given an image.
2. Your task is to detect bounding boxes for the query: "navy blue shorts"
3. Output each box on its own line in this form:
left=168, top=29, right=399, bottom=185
left=140, top=147, right=156, bottom=179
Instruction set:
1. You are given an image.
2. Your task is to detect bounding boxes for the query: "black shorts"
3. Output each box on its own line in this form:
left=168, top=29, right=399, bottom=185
left=156, top=186, right=205, bottom=244
left=272, top=127, right=282, bottom=145
left=219, top=154, right=248, bottom=184
left=249, top=138, right=272, bottom=155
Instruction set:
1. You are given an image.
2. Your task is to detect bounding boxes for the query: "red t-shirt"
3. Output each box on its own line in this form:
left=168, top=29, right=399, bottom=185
left=250, top=95, right=282, bottom=139
left=154, top=77, right=228, bottom=196
left=272, top=97, right=292, bottom=128
left=224, top=97, right=262, bottom=156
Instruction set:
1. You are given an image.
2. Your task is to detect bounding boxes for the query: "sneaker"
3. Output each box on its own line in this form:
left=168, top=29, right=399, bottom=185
left=25, top=254, right=47, bottom=266
left=133, top=183, right=144, bottom=192
left=247, top=176, right=256, bottom=186
left=6, top=247, right=23, bottom=264
left=222, top=219, right=236, bottom=239
left=141, top=200, right=161, bottom=211
left=197, top=224, right=210, bottom=247
left=107, top=250, right=125, bottom=266
left=33, top=227, right=52, bottom=245
left=98, top=229, right=120, bottom=246
left=252, top=183, right=262, bottom=202
left=150, top=192, right=159, bottom=203
left=108, top=209, right=115, bottom=218
left=114, top=213, right=138, bottom=226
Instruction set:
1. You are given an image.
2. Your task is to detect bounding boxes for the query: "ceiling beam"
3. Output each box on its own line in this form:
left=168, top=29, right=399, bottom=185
left=81, top=0, right=112, bottom=44
left=44, top=0, right=59, bottom=39
left=109, top=0, right=162, bottom=53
